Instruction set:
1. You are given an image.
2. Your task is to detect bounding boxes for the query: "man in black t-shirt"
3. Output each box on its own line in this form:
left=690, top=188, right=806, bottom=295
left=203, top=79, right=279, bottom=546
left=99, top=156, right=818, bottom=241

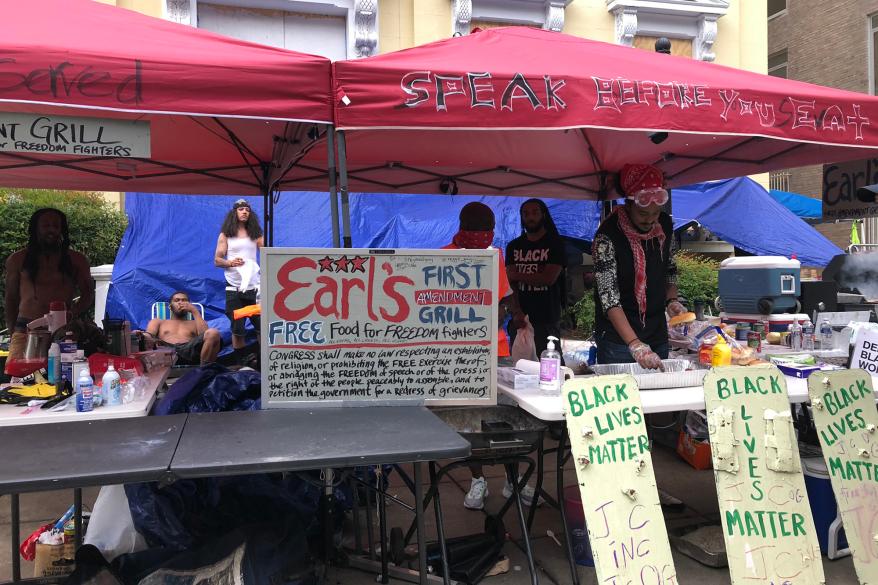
left=506, top=199, right=567, bottom=358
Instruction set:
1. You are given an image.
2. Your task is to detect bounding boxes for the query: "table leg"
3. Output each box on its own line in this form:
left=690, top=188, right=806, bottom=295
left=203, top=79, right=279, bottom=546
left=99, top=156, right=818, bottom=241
left=378, top=468, right=389, bottom=584
left=414, top=463, right=427, bottom=585
left=321, top=468, right=335, bottom=564
left=364, top=475, right=376, bottom=561
left=429, top=463, right=451, bottom=585
left=352, top=473, right=362, bottom=554
left=506, top=463, right=538, bottom=585
left=556, top=429, right=579, bottom=585
left=527, top=435, right=546, bottom=531
left=11, top=494, right=20, bottom=582
left=74, top=488, right=83, bottom=551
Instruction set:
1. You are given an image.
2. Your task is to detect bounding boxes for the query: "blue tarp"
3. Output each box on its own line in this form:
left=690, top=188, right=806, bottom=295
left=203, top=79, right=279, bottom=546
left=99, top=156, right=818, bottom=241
left=672, top=178, right=841, bottom=266
left=107, top=180, right=841, bottom=338
left=768, top=189, right=823, bottom=219
left=106, top=193, right=600, bottom=338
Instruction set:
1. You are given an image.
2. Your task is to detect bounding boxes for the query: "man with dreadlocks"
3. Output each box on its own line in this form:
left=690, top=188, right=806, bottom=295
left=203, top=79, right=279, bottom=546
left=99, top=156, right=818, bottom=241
left=593, top=164, right=686, bottom=369
left=5, top=208, right=93, bottom=358
left=215, top=198, right=263, bottom=352
left=506, top=198, right=568, bottom=359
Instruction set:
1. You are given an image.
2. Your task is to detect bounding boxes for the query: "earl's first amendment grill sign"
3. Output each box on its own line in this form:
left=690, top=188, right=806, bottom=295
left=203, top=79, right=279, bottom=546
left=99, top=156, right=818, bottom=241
left=0, top=112, right=150, bottom=158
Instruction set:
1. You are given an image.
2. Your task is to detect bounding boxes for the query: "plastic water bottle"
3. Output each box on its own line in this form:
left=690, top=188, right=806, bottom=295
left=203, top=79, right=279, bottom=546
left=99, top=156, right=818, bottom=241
left=539, top=336, right=562, bottom=394
left=820, top=319, right=833, bottom=349
left=47, top=342, right=60, bottom=384
left=789, top=319, right=803, bottom=352
left=102, top=363, right=122, bottom=406
left=802, top=321, right=815, bottom=351
left=75, top=367, right=93, bottom=413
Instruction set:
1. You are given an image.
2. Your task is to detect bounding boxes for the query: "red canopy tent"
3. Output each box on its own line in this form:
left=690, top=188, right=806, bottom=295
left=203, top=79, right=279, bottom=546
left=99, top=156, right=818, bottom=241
left=0, top=0, right=335, bottom=242
left=330, top=27, right=878, bottom=203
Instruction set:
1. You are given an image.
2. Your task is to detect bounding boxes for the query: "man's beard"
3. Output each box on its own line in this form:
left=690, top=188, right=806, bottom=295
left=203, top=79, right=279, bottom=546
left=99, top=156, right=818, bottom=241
left=171, top=308, right=187, bottom=318
left=524, top=222, right=544, bottom=234
left=37, top=239, right=61, bottom=253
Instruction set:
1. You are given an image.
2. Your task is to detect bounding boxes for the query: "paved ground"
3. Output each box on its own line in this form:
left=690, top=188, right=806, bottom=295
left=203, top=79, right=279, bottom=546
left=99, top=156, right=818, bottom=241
left=0, top=444, right=860, bottom=584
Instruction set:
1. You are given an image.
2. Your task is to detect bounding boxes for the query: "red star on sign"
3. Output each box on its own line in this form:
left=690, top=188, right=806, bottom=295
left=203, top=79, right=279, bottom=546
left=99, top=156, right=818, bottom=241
left=318, top=256, right=335, bottom=272
left=334, top=255, right=351, bottom=272
left=351, top=256, right=368, bottom=273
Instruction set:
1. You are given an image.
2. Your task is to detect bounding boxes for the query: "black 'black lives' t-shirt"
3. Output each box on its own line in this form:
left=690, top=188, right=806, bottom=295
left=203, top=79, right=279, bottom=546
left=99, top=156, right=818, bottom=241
left=505, top=233, right=566, bottom=325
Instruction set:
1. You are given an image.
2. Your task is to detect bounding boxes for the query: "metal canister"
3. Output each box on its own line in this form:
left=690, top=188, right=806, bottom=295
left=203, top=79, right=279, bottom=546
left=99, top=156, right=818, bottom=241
left=747, top=331, right=762, bottom=352
left=735, top=322, right=751, bottom=342
left=753, top=321, right=766, bottom=340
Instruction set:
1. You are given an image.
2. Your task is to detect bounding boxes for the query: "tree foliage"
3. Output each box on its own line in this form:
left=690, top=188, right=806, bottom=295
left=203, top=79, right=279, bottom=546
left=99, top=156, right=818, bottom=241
left=568, top=252, right=721, bottom=337
left=0, top=190, right=127, bottom=330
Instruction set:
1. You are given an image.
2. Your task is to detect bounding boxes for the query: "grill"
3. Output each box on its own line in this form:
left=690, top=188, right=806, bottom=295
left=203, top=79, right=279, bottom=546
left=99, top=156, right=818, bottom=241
left=431, top=406, right=546, bottom=458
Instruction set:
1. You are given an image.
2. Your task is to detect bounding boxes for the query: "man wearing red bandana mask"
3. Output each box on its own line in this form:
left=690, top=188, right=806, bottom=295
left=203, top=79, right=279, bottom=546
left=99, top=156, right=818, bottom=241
left=592, top=164, right=686, bottom=370
left=444, top=202, right=529, bottom=510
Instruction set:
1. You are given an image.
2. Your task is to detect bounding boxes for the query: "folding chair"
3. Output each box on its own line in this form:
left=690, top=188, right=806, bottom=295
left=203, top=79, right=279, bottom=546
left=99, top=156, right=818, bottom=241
left=150, top=301, right=205, bottom=321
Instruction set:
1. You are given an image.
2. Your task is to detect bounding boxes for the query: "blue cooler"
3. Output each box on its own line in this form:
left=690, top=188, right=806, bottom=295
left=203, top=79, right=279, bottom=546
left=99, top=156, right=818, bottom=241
left=802, top=457, right=849, bottom=559
left=718, top=257, right=801, bottom=314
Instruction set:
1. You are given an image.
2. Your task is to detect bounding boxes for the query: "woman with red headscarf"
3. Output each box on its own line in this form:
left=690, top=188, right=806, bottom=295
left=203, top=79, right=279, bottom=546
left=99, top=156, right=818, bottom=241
left=593, top=164, right=686, bottom=369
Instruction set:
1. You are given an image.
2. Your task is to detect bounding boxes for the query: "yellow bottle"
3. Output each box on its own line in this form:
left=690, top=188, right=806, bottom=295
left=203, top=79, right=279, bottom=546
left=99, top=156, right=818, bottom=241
left=711, top=331, right=732, bottom=367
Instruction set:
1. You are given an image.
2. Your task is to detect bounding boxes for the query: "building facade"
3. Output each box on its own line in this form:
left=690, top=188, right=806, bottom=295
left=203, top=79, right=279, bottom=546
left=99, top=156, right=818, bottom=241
left=768, top=0, right=878, bottom=248
left=95, top=0, right=767, bottom=209
left=101, top=0, right=765, bottom=72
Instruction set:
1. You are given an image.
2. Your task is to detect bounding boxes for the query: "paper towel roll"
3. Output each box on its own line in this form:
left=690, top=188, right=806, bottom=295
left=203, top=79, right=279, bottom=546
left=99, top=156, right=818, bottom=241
left=515, top=359, right=574, bottom=380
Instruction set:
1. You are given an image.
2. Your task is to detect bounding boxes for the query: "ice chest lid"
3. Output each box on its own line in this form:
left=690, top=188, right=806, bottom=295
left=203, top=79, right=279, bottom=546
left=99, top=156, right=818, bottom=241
left=720, top=257, right=801, bottom=270
left=720, top=313, right=810, bottom=323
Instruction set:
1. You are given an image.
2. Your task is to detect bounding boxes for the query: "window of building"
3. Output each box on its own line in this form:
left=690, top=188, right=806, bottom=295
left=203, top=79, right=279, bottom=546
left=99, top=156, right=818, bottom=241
left=871, top=14, right=878, bottom=94
left=768, top=49, right=788, bottom=78
left=768, top=0, right=786, bottom=20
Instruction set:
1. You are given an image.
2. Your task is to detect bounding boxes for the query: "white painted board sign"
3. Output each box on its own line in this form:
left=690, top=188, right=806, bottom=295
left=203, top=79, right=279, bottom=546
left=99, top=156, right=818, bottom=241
left=0, top=112, right=150, bottom=157
left=564, top=375, right=678, bottom=585
left=851, top=329, right=878, bottom=375
left=260, top=248, right=499, bottom=408
left=808, top=369, right=878, bottom=582
left=704, top=365, right=825, bottom=585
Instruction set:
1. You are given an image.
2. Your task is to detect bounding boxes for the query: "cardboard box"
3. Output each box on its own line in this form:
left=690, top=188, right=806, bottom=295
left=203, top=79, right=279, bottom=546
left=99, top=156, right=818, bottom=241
left=33, top=542, right=75, bottom=578
left=775, top=363, right=821, bottom=379
left=497, top=367, right=539, bottom=390
left=676, top=430, right=712, bottom=470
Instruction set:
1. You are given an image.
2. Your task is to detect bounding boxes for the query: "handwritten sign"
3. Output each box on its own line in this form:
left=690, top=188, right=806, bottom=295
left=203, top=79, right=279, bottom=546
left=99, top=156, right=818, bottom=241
left=823, top=158, right=878, bottom=220
left=260, top=248, right=498, bottom=408
left=565, top=375, right=677, bottom=584
left=0, top=112, right=150, bottom=158
left=704, top=365, right=824, bottom=585
left=808, top=369, right=878, bottom=581
left=851, top=329, right=878, bottom=374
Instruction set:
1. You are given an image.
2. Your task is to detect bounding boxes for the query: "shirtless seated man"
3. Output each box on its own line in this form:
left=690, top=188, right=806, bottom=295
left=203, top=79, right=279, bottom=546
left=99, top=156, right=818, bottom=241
left=140, top=291, right=221, bottom=365
left=4, top=208, right=94, bottom=359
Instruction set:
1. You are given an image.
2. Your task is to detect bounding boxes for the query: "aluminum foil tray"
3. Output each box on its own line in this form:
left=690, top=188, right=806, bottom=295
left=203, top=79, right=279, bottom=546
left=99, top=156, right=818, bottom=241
left=589, top=359, right=708, bottom=390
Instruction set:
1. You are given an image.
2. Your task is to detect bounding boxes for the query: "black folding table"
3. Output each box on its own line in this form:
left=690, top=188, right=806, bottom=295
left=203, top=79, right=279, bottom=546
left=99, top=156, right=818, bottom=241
left=0, top=414, right=187, bottom=582
left=169, top=407, right=472, bottom=585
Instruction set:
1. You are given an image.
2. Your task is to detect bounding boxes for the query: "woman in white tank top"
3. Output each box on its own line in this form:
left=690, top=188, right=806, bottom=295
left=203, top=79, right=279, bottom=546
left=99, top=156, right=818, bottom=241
left=214, top=199, right=264, bottom=351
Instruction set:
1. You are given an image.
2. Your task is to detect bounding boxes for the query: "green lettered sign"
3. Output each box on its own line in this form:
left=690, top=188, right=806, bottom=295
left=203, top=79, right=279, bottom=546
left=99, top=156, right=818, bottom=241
left=808, top=369, right=878, bottom=580
left=704, top=365, right=824, bottom=585
left=565, top=374, right=677, bottom=584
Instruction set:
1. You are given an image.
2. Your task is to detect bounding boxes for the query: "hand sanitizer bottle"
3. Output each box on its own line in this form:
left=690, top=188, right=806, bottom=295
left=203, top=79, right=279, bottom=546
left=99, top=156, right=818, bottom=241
left=539, top=336, right=562, bottom=395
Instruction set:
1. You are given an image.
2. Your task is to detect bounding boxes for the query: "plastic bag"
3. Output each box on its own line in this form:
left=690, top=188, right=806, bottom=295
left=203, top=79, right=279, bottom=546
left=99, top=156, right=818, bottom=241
left=85, top=485, right=148, bottom=562
left=510, top=317, right=538, bottom=363
left=20, top=522, right=54, bottom=561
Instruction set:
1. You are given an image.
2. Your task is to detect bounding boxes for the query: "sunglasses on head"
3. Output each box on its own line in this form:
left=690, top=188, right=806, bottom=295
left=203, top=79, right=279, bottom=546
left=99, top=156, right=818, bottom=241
left=631, top=188, right=669, bottom=208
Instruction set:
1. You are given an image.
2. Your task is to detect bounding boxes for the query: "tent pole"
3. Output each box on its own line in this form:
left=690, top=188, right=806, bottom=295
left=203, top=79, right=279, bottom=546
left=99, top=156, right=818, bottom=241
left=337, top=130, right=353, bottom=249
left=327, top=128, right=341, bottom=248
left=261, top=163, right=273, bottom=246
